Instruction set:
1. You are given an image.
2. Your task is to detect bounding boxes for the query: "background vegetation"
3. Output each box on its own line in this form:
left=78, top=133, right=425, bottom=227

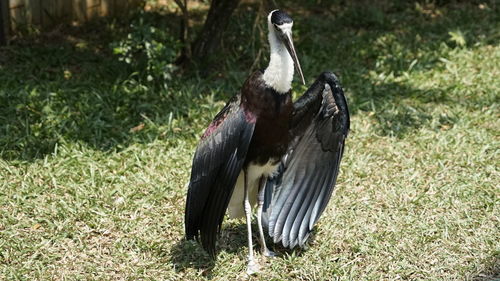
left=0, top=0, right=498, bottom=280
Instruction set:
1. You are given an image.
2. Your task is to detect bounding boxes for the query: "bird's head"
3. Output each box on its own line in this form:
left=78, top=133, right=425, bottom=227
left=267, top=9, right=305, bottom=85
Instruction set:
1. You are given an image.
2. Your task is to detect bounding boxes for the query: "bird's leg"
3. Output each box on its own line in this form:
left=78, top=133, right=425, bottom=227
left=256, top=176, right=276, bottom=257
left=244, top=169, right=259, bottom=275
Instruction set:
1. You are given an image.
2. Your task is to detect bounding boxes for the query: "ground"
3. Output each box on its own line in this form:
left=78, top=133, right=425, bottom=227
left=0, top=1, right=499, bottom=280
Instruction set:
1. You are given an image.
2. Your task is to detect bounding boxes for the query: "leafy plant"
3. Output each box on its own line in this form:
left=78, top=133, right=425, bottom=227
left=448, top=30, right=467, bottom=48
left=112, top=11, right=180, bottom=89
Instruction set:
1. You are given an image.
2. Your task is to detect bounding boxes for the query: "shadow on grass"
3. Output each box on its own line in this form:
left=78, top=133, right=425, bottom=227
left=168, top=223, right=251, bottom=278
left=169, top=221, right=317, bottom=278
left=474, top=254, right=500, bottom=281
left=0, top=1, right=498, bottom=161
left=170, top=239, right=216, bottom=278
left=213, top=221, right=317, bottom=258
left=356, top=81, right=459, bottom=137
left=0, top=10, right=215, bottom=161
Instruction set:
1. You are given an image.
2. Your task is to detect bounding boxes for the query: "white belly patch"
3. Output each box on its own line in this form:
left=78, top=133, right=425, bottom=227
left=227, top=160, right=280, bottom=218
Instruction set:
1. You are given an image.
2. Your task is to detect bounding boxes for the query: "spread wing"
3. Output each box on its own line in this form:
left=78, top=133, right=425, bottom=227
left=185, top=95, right=255, bottom=256
left=262, top=72, right=350, bottom=248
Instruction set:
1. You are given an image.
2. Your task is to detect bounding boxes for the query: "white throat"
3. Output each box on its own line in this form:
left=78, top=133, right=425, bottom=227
left=263, top=20, right=294, bottom=94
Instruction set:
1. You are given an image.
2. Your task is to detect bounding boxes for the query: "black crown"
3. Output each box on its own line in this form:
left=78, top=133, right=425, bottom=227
left=271, top=10, right=293, bottom=25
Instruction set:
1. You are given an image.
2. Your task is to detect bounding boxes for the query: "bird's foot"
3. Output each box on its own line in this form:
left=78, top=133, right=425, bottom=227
left=262, top=248, right=277, bottom=258
left=246, top=259, right=260, bottom=275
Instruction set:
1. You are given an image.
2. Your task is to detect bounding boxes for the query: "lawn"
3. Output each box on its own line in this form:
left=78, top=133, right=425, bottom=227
left=0, top=1, right=499, bottom=280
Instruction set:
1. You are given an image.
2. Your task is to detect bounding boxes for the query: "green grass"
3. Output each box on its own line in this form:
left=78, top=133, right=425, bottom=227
left=1, top=1, right=499, bottom=280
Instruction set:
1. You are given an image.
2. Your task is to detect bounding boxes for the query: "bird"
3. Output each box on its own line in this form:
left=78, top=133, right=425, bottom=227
left=185, top=9, right=349, bottom=274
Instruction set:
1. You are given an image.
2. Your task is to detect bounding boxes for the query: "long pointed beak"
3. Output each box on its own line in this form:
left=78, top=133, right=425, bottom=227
left=282, top=32, right=305, bottom=85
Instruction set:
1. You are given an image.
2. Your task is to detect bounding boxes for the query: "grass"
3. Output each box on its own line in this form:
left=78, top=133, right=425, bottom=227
left=1, top=0, right=499, bottom=280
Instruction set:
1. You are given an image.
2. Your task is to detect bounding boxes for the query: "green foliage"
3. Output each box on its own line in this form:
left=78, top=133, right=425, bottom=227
left=112, top=11, right=180, bottom=89
left=448, top=30, right=467, bottom=47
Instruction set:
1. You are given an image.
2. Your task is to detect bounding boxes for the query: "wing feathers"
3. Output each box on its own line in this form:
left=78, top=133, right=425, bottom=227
left=290, top=160, right=330, bottom=247
left=263, top=72, right=349, bottom=249
left=185, top=99, right=255, bottom=256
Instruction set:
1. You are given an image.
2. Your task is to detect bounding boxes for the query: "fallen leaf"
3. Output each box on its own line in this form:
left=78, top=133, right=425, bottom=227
left=130, top=123, right=145, bottom=133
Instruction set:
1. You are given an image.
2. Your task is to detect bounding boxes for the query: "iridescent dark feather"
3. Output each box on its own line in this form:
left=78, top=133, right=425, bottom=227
left=185, top=94, right=255, bottom=256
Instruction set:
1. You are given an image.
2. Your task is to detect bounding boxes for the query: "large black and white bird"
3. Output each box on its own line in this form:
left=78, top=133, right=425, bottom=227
left=185, top=9, right=349, bottom=274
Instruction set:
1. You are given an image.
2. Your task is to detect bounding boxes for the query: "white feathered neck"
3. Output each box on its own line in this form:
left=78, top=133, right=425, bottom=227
left=262, top=14, right=294, bottom=94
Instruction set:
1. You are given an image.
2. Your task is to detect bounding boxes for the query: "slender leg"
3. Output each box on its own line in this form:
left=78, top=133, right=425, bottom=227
left=244, top=169, right=259, bottom=275
left=257, top=177, right=276, bottom=257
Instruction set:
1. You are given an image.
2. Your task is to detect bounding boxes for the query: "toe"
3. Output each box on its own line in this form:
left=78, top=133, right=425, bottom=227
left=246, top=260, right=260, bottom=275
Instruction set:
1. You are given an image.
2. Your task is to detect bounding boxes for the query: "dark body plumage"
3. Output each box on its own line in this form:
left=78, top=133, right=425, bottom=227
left=185, top=70, right=349, bottom=256
left=242, top=71, right=293, bottom=166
